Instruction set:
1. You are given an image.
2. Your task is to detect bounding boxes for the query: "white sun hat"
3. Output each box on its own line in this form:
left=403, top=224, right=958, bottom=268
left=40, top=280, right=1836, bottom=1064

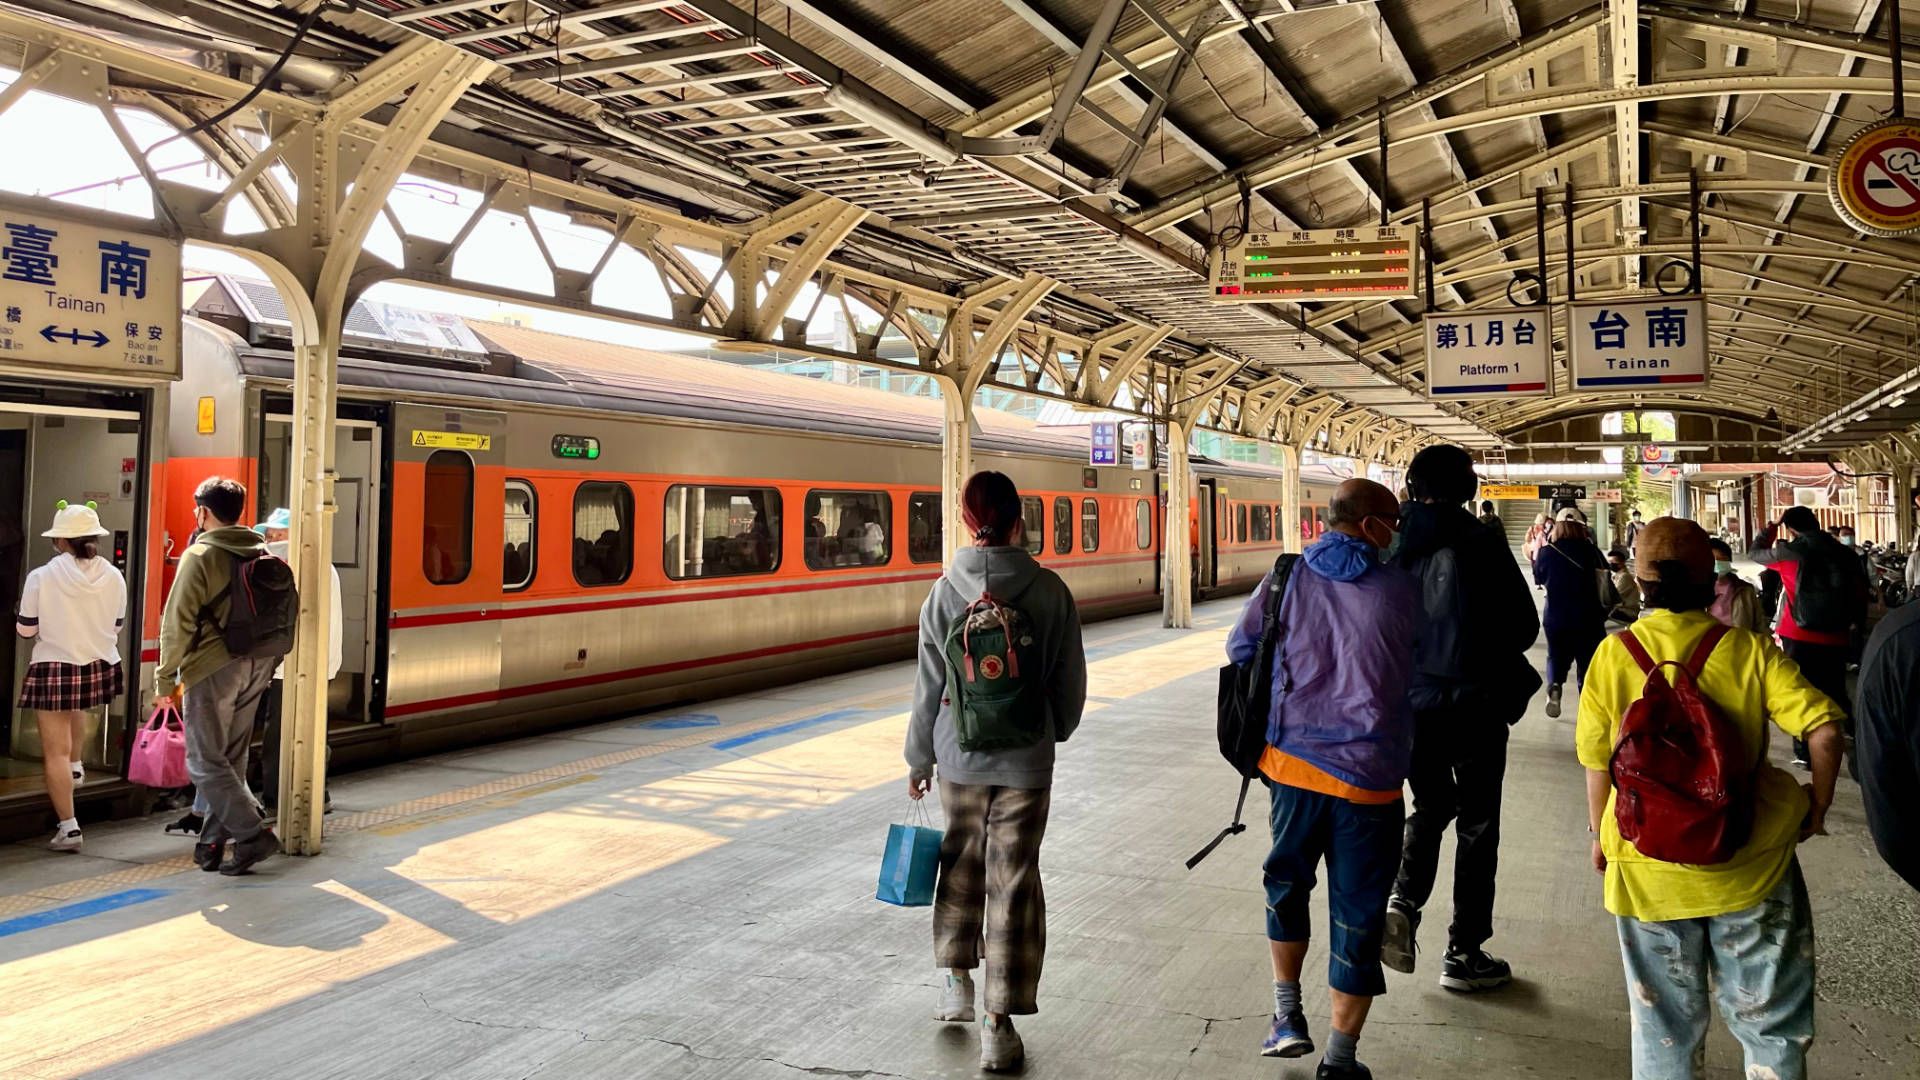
left=1554, top=506, right=1588, bottom=524
left=43, top=500, right=110, bottom=539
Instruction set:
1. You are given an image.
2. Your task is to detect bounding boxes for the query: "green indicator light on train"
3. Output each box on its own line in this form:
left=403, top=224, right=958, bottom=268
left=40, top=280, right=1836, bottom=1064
left=551, top=434, right=601, bottom=460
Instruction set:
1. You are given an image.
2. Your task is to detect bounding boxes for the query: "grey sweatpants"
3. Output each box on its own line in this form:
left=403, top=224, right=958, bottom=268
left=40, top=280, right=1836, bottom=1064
left=183, top=656, right=278, bottom=845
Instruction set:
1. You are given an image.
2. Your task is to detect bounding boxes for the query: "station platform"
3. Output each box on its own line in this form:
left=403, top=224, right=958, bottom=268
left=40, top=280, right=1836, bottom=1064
left=0, top=596, right=1913, bottom=1080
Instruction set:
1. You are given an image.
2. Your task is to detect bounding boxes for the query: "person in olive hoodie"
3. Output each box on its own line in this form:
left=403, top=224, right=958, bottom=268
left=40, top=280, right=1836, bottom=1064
left=905, top=470, right=1086, bottom=1073
left=1384, top=445, right=1541, bottom=992
left=157, top=477, right=280, bottom=876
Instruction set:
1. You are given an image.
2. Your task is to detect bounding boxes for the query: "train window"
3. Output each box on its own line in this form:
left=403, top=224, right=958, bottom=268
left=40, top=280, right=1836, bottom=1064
left=574, top=482, right=636, bottom=586
left=1021, top=497, right=1044, bottom=555
left=1052, top=497, right=1072, bottom=555
left=1236, top=504, right=1248, bottom=544
left=504, top=480, right=536, bottom=591
left=1251, top=504, right=1273, bottom=543
left=421, top=450, right=473, bottom=585
left=1080, top=498, right=1100, bottom=552
left=804, top=490, right=891, bottom=569
left=663, top=485, right=780, bottom=580
left=1300, top=506, right=1314, bottom=543
left=907, top=492, right=942, bottom=564
left=1136, top=499, right=1152, bottom=550
left=1217, top=494, right=1227, bottom=540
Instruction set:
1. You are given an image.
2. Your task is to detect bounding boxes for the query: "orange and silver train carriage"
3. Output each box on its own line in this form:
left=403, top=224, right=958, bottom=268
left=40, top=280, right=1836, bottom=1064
left=0, top=297, right=1335, bottom=830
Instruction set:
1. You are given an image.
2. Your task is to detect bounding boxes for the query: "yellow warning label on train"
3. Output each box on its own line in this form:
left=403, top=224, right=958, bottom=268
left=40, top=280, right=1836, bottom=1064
left=411, top=429, right=491, bottom=451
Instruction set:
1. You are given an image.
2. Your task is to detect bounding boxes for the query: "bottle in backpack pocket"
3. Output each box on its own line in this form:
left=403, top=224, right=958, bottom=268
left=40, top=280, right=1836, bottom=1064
left=1607, top=626, right=1757, bottom=865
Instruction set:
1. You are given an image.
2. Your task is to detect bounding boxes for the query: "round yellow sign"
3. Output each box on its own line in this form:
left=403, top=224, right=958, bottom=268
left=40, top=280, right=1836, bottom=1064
left=1829, top=117, right=1920, bottom=237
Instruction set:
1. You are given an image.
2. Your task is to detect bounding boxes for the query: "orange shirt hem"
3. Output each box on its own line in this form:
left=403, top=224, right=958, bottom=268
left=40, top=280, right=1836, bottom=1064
left=1257, top=745, right=1402, bottom=804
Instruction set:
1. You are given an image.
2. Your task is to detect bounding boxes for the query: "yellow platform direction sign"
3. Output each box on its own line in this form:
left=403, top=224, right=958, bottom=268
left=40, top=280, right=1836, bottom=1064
left=1830, top=117, right=1920, bottom=237
left=411, top=429, right=490, bottom=452
left=1479, top=483, right=1539, bottom=500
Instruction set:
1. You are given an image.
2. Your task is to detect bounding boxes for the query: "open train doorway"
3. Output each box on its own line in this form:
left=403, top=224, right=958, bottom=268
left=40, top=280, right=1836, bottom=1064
left=0, top=391, right=149, bottom=803
left=257, top=410, right=385, bottom=727
left=1197, top=478, right=1219, bottom=591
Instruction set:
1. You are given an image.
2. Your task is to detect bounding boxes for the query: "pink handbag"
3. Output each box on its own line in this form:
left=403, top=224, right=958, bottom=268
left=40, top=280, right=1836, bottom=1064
left=128, top=702, right=189, bottom=788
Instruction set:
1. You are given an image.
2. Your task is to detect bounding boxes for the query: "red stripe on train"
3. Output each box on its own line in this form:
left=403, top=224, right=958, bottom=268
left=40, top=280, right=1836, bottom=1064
left=382, top=588, right=1160, bottom=719
left=389, top=555, right=1159, bottom=629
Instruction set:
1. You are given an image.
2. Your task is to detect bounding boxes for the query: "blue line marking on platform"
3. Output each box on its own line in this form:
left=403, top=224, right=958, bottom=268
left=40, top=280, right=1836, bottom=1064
left=0, top=887, right=172, bottom=939
left=712, top=708, right=873, bottom=751
left=631, top=713, right=721, bottom=730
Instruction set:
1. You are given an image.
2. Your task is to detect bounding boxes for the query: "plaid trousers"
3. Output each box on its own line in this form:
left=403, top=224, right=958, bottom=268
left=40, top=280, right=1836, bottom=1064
left=934, top=780, right=1051, bottom=1015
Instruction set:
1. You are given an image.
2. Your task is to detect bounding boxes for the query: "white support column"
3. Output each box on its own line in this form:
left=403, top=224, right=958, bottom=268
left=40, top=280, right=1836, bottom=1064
left=1281, top=443, right=1304, bottom=555
left=936, top=372, right=974, bottom=566
left=1162, top=417, right=1192, bottom=628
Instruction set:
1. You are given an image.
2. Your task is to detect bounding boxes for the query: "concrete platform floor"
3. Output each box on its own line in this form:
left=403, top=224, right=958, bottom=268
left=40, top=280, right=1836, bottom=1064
left=0, top=596, right=1913, bottom=1080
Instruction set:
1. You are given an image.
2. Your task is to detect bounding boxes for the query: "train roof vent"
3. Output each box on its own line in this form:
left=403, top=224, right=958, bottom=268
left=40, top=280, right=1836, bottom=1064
left=188, top=272, right=487, bottom=360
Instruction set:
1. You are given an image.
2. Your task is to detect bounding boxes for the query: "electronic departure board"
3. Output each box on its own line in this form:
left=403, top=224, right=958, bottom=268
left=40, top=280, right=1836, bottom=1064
left=1209, top=225, right=1420, bottom=304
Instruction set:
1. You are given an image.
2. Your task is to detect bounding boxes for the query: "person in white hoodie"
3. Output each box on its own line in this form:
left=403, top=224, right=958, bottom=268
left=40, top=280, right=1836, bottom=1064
left=16, top=501, right=126, bottom=852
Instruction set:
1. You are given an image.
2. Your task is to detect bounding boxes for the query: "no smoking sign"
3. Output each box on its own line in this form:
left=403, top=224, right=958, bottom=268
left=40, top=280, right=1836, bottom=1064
left=1830, top=117, right=1920, bottom=236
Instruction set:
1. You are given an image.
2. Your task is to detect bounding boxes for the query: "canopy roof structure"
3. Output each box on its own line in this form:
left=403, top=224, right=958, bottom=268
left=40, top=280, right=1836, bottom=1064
left=2, top=0, right=1916, bottom=466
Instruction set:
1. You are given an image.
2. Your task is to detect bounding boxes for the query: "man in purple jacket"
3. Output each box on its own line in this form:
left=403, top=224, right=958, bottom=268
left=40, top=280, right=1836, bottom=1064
left=1226, top=478, right=1419, bottom=1080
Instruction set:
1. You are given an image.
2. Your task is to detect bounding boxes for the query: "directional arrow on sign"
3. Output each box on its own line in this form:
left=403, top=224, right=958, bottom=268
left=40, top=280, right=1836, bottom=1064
left=40, top=326, right=109, bottom=347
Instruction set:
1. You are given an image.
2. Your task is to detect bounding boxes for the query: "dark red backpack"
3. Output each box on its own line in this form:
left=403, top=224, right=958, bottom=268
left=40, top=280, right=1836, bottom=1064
left=1608, top=624, right=1757, bottom=865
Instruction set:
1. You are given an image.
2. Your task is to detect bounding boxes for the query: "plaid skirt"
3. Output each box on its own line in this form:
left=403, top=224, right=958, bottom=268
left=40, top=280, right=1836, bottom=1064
left=18, top=660, right=122, bottom=711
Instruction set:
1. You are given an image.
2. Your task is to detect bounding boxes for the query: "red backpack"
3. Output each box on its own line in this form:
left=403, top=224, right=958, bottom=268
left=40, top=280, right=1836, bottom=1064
left=1608, top=624, right=1758, bottom=865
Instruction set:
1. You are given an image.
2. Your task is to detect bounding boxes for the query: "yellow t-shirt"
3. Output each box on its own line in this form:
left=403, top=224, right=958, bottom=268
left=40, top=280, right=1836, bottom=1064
left=1574, top=608, right=1842, bottom=922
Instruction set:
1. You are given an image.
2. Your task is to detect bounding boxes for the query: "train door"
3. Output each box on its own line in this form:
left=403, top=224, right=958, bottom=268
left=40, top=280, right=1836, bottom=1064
left=1197, top=478, right=1219, bottom=590
left=259, top=412, right=384, bottom=724
left=0, top=394, right=147, bottom=797
left=385, top=403, right=507, bottom=725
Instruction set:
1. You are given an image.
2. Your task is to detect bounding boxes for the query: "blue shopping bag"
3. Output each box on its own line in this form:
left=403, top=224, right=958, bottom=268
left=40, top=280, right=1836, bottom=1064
left=876, top=821, right=943, bottom=907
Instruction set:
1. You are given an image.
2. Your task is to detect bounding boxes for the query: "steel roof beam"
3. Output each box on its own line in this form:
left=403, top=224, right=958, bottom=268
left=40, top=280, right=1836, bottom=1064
left=763, top=0, right=981, bottom=114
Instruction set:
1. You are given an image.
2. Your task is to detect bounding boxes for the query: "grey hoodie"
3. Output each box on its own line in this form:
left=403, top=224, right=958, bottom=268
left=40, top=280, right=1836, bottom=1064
left=906, top=545, right=1087, bottom=788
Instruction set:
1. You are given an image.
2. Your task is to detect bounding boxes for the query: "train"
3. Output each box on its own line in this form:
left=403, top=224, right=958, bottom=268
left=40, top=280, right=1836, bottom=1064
left=0, top=275, right=1338, bottom=830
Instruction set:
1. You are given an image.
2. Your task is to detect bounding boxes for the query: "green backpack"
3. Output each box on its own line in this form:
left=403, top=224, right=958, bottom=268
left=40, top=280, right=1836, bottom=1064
left=942, top=586, right=1048, bottom=752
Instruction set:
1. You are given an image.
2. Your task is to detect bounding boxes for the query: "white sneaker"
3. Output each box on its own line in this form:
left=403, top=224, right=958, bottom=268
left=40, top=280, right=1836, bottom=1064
left=980, top=1015, right=1024, bottom=1072
left=47, top=826, right=83, bottom=852
left=70, top=763, right=84, bottom=784
left=935, top=971, right=976, bottom=1022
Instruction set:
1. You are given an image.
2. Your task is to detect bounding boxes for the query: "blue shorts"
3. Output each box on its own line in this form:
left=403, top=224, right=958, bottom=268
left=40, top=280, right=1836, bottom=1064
left=1263, top=779, right=1405, bottom=997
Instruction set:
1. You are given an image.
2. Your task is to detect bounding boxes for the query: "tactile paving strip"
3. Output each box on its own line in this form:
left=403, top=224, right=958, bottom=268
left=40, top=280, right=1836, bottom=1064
left=0, top=682, right=913, bottom=921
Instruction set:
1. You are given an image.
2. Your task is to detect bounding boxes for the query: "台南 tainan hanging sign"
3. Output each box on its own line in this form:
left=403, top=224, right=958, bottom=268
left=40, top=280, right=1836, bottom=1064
left=1566, top=297, right=1708, bottom=392
left=1422, top=307, right=1552, bottom=398
left=1829, top=117, right=1920, bottom=237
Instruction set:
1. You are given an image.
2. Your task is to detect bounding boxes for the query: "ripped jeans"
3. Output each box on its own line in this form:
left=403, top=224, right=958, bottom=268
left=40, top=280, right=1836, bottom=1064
left=1615, top=861, right=1815, bottom=1080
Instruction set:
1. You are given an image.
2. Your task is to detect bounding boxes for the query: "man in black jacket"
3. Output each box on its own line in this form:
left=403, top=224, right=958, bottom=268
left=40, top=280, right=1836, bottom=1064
left=1384, top=445, right=1542, bottom=992
left=1853, top=601, right=1920, bottom=891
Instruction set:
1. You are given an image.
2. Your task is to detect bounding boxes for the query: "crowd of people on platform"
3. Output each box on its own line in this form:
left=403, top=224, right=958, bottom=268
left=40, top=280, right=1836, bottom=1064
left=901, top=450, right=1915, bottom=1079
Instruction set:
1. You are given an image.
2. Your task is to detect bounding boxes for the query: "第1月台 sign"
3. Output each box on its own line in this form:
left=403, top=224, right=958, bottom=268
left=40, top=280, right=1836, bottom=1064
left=1829, top=117, right=1920, bottom=237
left=1423, top=307, right=1551, bottom=398
left=1567, top=297, right=1708, bottom=391
left=0, top=206, right=180, bottom=378
left=1478, top=483, right=1540, bottom=500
